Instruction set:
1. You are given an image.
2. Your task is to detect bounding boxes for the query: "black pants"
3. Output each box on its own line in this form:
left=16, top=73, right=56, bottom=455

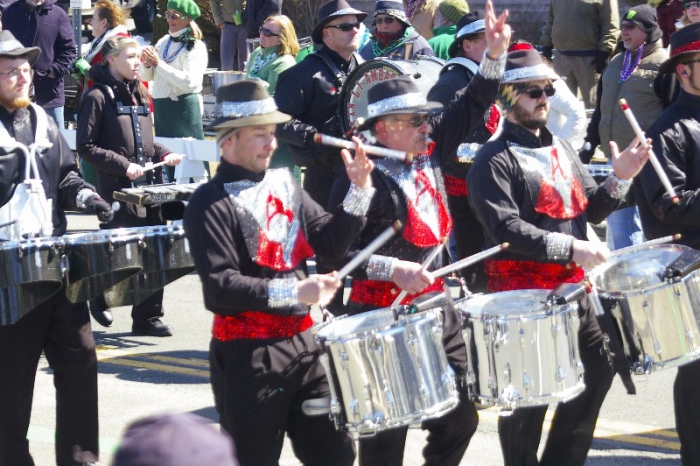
left=446, top=193, right=488, bottom=293
left=675, top=359, right=700, bottom=465
left=209, top=331, right=355, bottom=466
left=497, top=299, right=614, bottom=466
left=0, top=290, right=98, bottom=466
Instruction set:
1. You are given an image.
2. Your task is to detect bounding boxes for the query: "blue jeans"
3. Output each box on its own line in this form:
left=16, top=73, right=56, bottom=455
left=606, top=206, right=645, bottom=250
left=43, top=106, right=65, bottom=129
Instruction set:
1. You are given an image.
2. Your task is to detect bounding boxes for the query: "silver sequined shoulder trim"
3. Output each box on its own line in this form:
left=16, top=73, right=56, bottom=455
left=456, top=142, right=482, bottom=164
left=343, top=183, right=376, bottom=217
left=545, top=232, right=573, bottom=261
left=602, top=173, right=632, bottom=200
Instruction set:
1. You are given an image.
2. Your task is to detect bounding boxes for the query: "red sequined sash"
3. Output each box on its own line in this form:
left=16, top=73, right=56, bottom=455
left=349, top=278, right=445, bottom=307
left=443, top=173, right=468, bottom=196
left=212, top=311, right=313, bottom=341
left=485, top=259, right=583, bottom=292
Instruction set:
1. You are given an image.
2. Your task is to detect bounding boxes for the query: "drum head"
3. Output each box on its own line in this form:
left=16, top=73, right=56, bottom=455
left=315, top=307, right=397, bottom=340
left=457, top=289, right=553, bottom=320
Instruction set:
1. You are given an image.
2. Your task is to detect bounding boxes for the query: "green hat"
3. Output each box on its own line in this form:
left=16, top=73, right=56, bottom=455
left=438, top=0, right=469, bottom=24
left=166, top=0, right=201, bottom=20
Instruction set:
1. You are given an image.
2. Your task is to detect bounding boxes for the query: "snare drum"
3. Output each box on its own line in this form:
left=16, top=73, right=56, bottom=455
left=587, top=244, right=700, bottom=371
left=62, top=229, right=144, bottom=303
left=314, top=307, right=458, bottom=435
left=0, top=237, right=64, bottom=325
left=458, top=289, right=584, bottom=411
left=103, top=225, right=195, bottom=307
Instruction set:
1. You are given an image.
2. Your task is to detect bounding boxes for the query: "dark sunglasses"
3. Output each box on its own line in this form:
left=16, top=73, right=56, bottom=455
left=259, top=26, right=279, bottom=37
left=374, top=16, right=396, bottom=25
left=386, top=115, right=430, bottom=127
left=524, top=84, right=556, bottom=100
left=325, top=22, right=360, bottom=32
left=685, top=1, right=700, bottom=9
left=620, top=22, right=637, bottom=31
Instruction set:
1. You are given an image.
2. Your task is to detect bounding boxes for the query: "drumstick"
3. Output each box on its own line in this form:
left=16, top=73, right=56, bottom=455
left=313, top=133, right=415, bottom=163
left=335, top=220, right=403, bottom=282
left=618, top=99, right=679, bottom=204
left=342, top=117, right=365, bottom=138
left=0, top=219, right=17, bottom=229
left=432, top=243, right=509, bottom=279
left=390, top=238, right=447, bottom=307
left=615, top=234, right=681, bottom=255
left=145, top=154, right=186, bottom=171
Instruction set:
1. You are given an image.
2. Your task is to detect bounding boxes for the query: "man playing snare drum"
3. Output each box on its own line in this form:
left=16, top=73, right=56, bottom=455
left=0, top=30, right=113, bottom=466
left=182, top=79, right=376, bottom=466
left=466, top=46, right=650, bottom=466
left=634, top=21, right=700, bottom=466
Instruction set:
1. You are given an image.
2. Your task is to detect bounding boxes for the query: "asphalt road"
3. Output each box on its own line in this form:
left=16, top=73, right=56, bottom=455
left=24, top=212, right=683, bottom=465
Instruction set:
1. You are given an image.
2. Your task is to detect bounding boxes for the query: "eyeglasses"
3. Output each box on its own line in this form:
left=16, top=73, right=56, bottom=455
left=374, top=16, right=396, bottom=25
left=0, top=67, right=34, bottom=79
left=524, top=84, right=556, bottom=100
left=685, top=1, right=700, bottom=9
left=259, top=26, right=279, bottom=37
left=385, top=115, right=430, bottom=127
left=620, top=22, right=637, bottom=31
left=164, top=11, right=184, bottom=20
left=325, top=22, right=360, bottom=32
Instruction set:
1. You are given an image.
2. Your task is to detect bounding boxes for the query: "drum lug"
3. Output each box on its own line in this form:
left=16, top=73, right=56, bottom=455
left=555, top=366, right=566, bottom=383
left=382, top=380, right=395, bottom=407
left=17, top=243, right=26, bottom=259
left=503, top=362, right=512, bottom=384
left=522, top=371, right=531, bottom=388
left=349, top=398, right=359, bottom=416
left=60, top=253, right=70, bottom=276
left=138, top=235, right=147, bottom=251
left=499, top=384, right=521, bottom=412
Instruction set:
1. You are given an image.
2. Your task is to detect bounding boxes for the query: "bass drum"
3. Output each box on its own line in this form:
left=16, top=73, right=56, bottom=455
left=339, top=56, right=445, bottom=142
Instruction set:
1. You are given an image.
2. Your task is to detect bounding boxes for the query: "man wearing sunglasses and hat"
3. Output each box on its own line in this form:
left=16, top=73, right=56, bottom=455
left=322, top=2, right=509, bottom=464
left=182, top=79, right=376, bottom=466
left=467, top=46, right=650, bottom=466
left=635, top=21, right=700, bottom=466
left=0, top=30, right=112, bottom=466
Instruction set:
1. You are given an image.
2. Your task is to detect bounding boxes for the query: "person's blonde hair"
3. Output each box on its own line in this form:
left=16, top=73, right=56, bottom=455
left=101, top=36, right=150, bottom=100
left=188, top=20, right=203, bottom=40
left=264, top=15, right=300, bottom=57
left=94, top=0, right=130, bottom=30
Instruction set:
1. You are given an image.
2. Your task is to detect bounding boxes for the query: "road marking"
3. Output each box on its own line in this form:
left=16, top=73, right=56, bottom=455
left=96, top=345, right=209, bottom=378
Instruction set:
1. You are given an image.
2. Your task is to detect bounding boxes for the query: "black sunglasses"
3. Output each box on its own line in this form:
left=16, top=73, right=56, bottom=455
left=325, top=22, right=360, bottom=32
left=374, top=16, right=396, bottom=25
left=524, top=84, right=556, bottom=99
left=385, top=115, right=430, bottom=127
left=259, top=26, right=279, bottom=37
left=685, top=1, right=700, bottom=9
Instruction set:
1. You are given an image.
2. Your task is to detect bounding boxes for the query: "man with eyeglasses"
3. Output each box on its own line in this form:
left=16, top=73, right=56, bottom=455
left=322, top=2, right=510, bottom=464
left=360, top=0, right=434, bottom=60
left=635, top=22, right=700, bottom=466
left=467, top=46, right=650, bottom=466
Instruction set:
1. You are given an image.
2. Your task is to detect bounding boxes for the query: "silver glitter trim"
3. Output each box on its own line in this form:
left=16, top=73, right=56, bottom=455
left=342, top=183, right=376, bottom=217
left=502, top=64, right=559, bottom=83
left=333, top=8, right=362, bottom=16
left=456, top=20, right=485, bottom=38
left=268, top=278, right=299, bottom=308
left=76, top=188, right=99, bottom=210
left=479, top=51, right=507, bottom=80
left=367, top=93, right=426, bottom=119
left=545, top=232, right=574, bottom=261
left=602, top=173, right=632, bottom=200
left=456, top=142, right=482, bottom=164
left=367, top=254, right=396, bottom=281
left=212, top=97, right=278, bottom=119
left=0, top=40, right=26, bottom=54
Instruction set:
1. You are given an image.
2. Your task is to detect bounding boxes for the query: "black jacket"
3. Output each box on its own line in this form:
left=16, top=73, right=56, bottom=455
left=244, top=0, right=282, bottom=38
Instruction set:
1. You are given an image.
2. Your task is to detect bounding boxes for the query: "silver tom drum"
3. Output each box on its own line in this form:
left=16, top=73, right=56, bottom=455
left=458, top=289, right=585, bottom=412
left=587, top=244, right=700, bottom=371
left=313, top=307, right=458, bottom=436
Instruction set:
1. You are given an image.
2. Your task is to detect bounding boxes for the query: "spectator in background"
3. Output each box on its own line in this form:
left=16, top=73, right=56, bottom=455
left=2, top=0, right=75, bottom=127
left=540, top=0, right=619, bottom=109
left=405, top=0, right=437, bottom=40
left=360, top=0, right=434, bottom=60
left=653, top=0, right=685, bottom=47
left=427, top=0, right=469, bottom=61
left=211, top=0, right=248, bottom=71
left=140, top=0, right=207, bottom=182
left=244, top=0, right=282, bottom=42
left=678, top=0, right=700, bottom=27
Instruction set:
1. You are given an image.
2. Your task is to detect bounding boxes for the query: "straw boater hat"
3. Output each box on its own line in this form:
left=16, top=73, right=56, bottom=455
left=312, top=0, right=368, bottom=44
left=0, top=30, right=40, bottom=66
left=356, top=75, right=442, bottom=131
left=373, top=0, right=410, bottom=27
left=448, top=10, right=486, bottom=58
left=660, top=22, right=700, bottom=73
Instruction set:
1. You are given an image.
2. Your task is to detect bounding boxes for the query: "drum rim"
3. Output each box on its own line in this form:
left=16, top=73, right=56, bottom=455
left=314, top=306, right=438, bottom=340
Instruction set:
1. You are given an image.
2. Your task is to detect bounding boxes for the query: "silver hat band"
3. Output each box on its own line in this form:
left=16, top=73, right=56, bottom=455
left=367, top=92, right=426, bottom=118
left=213, top=97, right=278, bottom=119
left=502, top=64, right=559, bottom=83
left=456, top=20, right=485, bottom=38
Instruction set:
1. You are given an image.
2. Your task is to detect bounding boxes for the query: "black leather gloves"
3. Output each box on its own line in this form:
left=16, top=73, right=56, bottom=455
left=84, top=196, right=114, bottom=223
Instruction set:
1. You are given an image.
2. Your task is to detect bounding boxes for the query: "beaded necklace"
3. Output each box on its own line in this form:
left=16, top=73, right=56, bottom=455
left=248, top=48, right=279, bottom=77
left=162, top=37, right=187, bottom=63
left=619, top=44, right=645, bottom=83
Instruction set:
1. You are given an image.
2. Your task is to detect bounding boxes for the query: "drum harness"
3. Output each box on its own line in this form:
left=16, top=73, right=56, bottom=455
left=0, top=103, right=54, bottom=241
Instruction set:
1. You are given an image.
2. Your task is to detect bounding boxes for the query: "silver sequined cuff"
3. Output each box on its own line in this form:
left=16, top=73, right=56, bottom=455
left=479, top=51, right=507, bottom=80
left=76, top=188, right=99, bottom=210
left=268, top=278, right=299, bottom=308
left=342, top=183, right=376, bottom=217
left=366, top=254, right=396, bottom=281
left=602, top=173, right=632, bottom=200
left=545, top=232, right=574, bottom=261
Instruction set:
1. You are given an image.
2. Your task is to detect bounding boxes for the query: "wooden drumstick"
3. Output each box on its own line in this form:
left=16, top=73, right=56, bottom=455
left=145, top=154, right=186, bottom=171
left=618, top=99, right=679, bottom=204
left=335, top=220, right=403, bottom=282
left=390, top=238, right=447, bottom=307
left=313, top=133, right=415, bottom=163
left=432, top=243, right=509, bottom=279
left=343, top=117, right=365, bottom=138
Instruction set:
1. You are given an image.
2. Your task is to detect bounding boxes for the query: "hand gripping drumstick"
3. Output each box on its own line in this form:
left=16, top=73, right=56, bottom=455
left=313, top=133, right=415, bottom=163
left=618, top=99, right=679, bottom=203
left=335, top=220, right=403, bottom=282
left=390, top=238, right=447, bottom=307
left=144, top=154, right=186, bottom=171
left=431, top=243, right=509, bottom=279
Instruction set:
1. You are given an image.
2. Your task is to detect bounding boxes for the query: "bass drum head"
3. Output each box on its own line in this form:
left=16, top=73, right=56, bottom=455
left=339, top=56, right=445, bottom=142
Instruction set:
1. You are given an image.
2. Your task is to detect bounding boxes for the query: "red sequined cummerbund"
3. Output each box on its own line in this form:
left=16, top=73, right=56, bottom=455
left=212, top=311, right=313, bottom=341
left=485, top=259, right=583, bottom=292
left=443, top=173, right=468, bottom=197
left=349, top=278, right=445, bottom=307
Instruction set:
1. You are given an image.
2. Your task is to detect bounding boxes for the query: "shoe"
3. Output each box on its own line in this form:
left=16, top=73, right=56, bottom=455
left=132, top=317, right=173, bottom=337
left=88, top=298, right=113, bottom=327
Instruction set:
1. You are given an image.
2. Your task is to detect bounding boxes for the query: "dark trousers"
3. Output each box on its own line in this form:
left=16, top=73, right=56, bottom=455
left=446, top=193, right=488, bottom=293
left=497, top=300, right=614, bottom=466
left=0, top=290, right=98, bottom=466
left=675, top=359, right=700, bottom=465
left=209, top=331, right=355, bottom=466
